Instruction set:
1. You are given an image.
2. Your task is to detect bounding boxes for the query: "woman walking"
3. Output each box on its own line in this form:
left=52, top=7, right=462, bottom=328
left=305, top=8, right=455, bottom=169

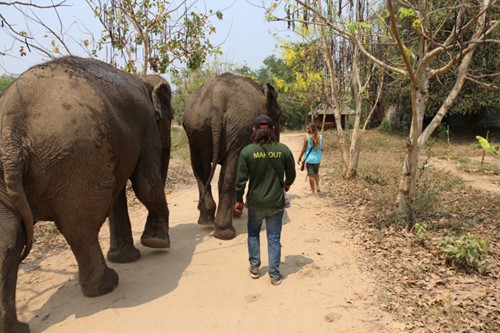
left=297, top=123, right=323, bottom=195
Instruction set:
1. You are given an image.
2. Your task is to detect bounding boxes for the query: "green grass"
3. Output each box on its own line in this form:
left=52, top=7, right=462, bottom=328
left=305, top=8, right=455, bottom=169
left=170, top=126, right=191, bottom=160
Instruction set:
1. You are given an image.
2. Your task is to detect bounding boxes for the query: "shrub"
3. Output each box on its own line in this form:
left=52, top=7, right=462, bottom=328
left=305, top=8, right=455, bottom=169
left=378, top=118, right=392, bottom=131
left=438, top=232, right=489, bottom=274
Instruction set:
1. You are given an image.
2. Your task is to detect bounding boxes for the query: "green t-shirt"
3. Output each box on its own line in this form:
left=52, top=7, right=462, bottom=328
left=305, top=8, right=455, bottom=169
left=235, top=142, right=296, bottom=210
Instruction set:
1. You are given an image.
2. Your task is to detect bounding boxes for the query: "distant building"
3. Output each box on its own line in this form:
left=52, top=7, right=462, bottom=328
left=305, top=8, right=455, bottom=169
left=308, top=105, right=355, bottom=130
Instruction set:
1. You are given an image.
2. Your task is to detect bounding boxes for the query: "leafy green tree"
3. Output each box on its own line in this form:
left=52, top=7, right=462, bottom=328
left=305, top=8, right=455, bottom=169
left=267, top=0, right=498, bottom=221
left=267, top=0, right=384, bottom=177
left=86, top=0, right=223, bottom=75
left=0, top=75, right=15, bottom=93
left=381, top=1, right=500, bottom=128
left=170, top=58, right=254, bottom=123
left=279, top=40, right=325, bottom=115
left=170, top=66, right=215, bottom=124
left=233, top=64, right=255, bottom=77
left=255, top=53, right=318, bottom=129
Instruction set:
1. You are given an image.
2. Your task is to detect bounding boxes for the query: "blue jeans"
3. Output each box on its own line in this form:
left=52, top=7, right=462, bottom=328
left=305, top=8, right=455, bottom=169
left=247, top=208, right=284, bottom=279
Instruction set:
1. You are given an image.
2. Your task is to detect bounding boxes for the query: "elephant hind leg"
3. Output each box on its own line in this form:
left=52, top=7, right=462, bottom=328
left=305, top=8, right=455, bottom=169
left=130, top=164, right=170, bottom=249
left=107, top=187, right=141, bottom=263
left=196, top=184, right=216, bottom=226
left=58, top=215, right=119, bottom=297
left=189, top=147, right=216, bottom=225
left=213, top=154, right=238, bottom=240
left=0, top=205, right=30, bottom=333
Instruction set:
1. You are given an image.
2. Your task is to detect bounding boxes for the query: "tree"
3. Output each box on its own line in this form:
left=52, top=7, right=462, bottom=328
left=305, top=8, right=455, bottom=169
left=279, top=39, right=325, bottom=122
left=0, top=75, right=14, bottom=93
left=86, top=0, right=223, bottom=75
left=383, top=2, right=500, bottom=125
left=170, top=58, right=253, bottom=123
left=266, top=0, right=383, bottom=178
left=267, top=0, right=499, bottom=222
left=254, top=53, right=315, bottom=129
left=0, top=1, right=70, bottom=66
left=385, top=0, right=498, bottom=216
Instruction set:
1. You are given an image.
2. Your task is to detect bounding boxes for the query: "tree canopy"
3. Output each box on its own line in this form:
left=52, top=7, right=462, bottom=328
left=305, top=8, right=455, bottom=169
left=86, top=0, right=223, bottom=74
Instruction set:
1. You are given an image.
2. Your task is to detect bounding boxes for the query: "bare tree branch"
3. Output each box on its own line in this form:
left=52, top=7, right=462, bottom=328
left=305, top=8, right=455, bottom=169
left=0, top=1, right=67, bottom=8
left=1, top=0, right=71, bottom=59
left=293, top=0, right=408, bottom=75
left=465, top=75, right=500, bottom=89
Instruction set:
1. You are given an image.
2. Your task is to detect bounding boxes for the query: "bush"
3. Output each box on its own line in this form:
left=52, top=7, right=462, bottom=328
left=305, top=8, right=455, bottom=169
left=0, top=75, right=15, bottom=93
left=378, top=118, right=392, bottom=131
left=438, top=232, right=489, bottom=274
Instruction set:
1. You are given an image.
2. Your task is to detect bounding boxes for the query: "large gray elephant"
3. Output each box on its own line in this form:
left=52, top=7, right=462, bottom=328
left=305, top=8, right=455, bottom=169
left=182, top=73, right=281, bottom=240
left=0, top=56, right=173, bottom=333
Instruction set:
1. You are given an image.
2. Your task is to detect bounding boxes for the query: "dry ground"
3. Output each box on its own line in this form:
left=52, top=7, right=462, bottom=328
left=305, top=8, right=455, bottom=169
left=16, top=130, right=499, bottom=333
left=319, top=130, right=499, bottom=333
left=17, top=132, right=402, bottom=333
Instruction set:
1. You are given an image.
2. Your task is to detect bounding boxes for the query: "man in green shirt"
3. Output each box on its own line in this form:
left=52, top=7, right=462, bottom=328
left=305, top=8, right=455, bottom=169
left=234, top=115, right=296, bottom=286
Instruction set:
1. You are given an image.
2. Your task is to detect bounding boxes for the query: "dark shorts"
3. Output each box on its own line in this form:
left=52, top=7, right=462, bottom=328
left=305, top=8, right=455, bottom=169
left=306, top=163, right=320, bottom=176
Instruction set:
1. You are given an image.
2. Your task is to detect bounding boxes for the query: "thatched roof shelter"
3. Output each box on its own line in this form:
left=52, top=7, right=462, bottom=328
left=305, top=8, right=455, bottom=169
left=308, top=105, right=356, bottom=117
left=307, top=105, right=355, bottom=129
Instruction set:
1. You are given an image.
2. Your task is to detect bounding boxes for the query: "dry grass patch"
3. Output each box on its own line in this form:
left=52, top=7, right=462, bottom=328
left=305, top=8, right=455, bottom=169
left=320, top=128, right=499, bottom=333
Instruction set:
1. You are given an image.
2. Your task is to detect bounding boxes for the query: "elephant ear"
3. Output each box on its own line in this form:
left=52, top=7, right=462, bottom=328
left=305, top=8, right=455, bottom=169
left=263, top=83, right=281, bottom=118
left=152, top=82, right=173, bottom=121
left=263, top=83, right=278, bottom=106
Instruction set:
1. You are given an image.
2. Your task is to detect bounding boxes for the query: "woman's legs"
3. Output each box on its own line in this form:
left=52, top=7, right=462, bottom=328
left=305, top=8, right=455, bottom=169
left=306, top=163, right=320, bottom=195
left=306, top=163, right=316, bottom=195
left=308, top=176, right=316, bottom=195
left=314, top=172, right=320, bottom=192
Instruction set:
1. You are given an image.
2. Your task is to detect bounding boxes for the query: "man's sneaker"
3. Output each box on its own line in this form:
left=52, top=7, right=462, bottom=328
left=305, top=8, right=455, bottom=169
left=270, top=274, right=283, bottom=286
left=249, top=267, right=260, bottom=279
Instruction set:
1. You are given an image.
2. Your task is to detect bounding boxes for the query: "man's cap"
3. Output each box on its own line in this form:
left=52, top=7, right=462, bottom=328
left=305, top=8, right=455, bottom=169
left=254, top=114, right=273, bottom=129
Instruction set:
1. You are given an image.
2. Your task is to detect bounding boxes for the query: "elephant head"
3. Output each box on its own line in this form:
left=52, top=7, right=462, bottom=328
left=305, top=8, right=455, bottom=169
left=263, top=83, right=281, bottom=139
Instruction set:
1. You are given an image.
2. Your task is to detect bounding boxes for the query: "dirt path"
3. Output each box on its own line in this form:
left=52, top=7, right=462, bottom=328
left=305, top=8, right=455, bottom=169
left=428, top=157, right=500, bottom=195
left=17, top=133, right=400, bottom=333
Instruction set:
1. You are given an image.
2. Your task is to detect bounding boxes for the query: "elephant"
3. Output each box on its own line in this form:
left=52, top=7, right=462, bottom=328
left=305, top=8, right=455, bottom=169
left=0, top=56, right=173, bottom=333
left=182, top=73, right=281, bottom=240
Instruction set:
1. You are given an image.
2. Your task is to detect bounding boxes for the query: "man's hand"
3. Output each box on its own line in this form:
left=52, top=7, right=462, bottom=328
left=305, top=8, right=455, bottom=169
left=233, top=201, right=244, bottom=217
left=284, top=184, right=290, bottom=192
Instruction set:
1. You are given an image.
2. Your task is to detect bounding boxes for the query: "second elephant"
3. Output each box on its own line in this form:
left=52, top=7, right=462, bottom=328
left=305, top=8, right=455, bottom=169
left=182, top=73, right=282, bottom=239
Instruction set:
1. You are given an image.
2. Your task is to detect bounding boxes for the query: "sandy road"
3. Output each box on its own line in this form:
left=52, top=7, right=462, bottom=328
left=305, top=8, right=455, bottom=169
left=16, top=133, right=400, bottom=333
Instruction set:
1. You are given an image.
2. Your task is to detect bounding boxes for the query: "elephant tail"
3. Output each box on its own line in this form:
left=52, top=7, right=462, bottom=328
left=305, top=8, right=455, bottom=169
left=200, top=111, right=223, bottom=202
left=1, top=133, right=34, bottom=262
left=200, top=160, right=217, bottom=203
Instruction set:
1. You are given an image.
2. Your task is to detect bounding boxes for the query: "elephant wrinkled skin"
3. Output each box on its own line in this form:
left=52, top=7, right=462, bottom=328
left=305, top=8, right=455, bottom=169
left=182, top=73, right=281, bottom=240
left=0, top=56, right=173, bottom=333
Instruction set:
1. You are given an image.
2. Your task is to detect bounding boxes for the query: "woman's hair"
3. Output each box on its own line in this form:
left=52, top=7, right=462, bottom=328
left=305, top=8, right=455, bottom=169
left=308, top=123, right=320, bottom=150
left=251, top=128, right=278, bottom=144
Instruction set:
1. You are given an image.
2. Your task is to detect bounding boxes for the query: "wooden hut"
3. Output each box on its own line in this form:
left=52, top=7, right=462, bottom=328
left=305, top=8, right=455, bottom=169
left=308, top=105, right=355, bottom=130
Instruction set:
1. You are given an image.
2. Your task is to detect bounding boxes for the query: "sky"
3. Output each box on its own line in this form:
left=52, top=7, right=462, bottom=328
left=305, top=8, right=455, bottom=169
left=0, top=0, right=292, bottom=76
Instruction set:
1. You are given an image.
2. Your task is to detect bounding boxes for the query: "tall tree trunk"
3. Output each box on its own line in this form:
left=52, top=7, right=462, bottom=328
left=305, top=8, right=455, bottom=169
left=346, top=47, right=363, bottom=179
left=318, top=13, right=350, bottom=174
